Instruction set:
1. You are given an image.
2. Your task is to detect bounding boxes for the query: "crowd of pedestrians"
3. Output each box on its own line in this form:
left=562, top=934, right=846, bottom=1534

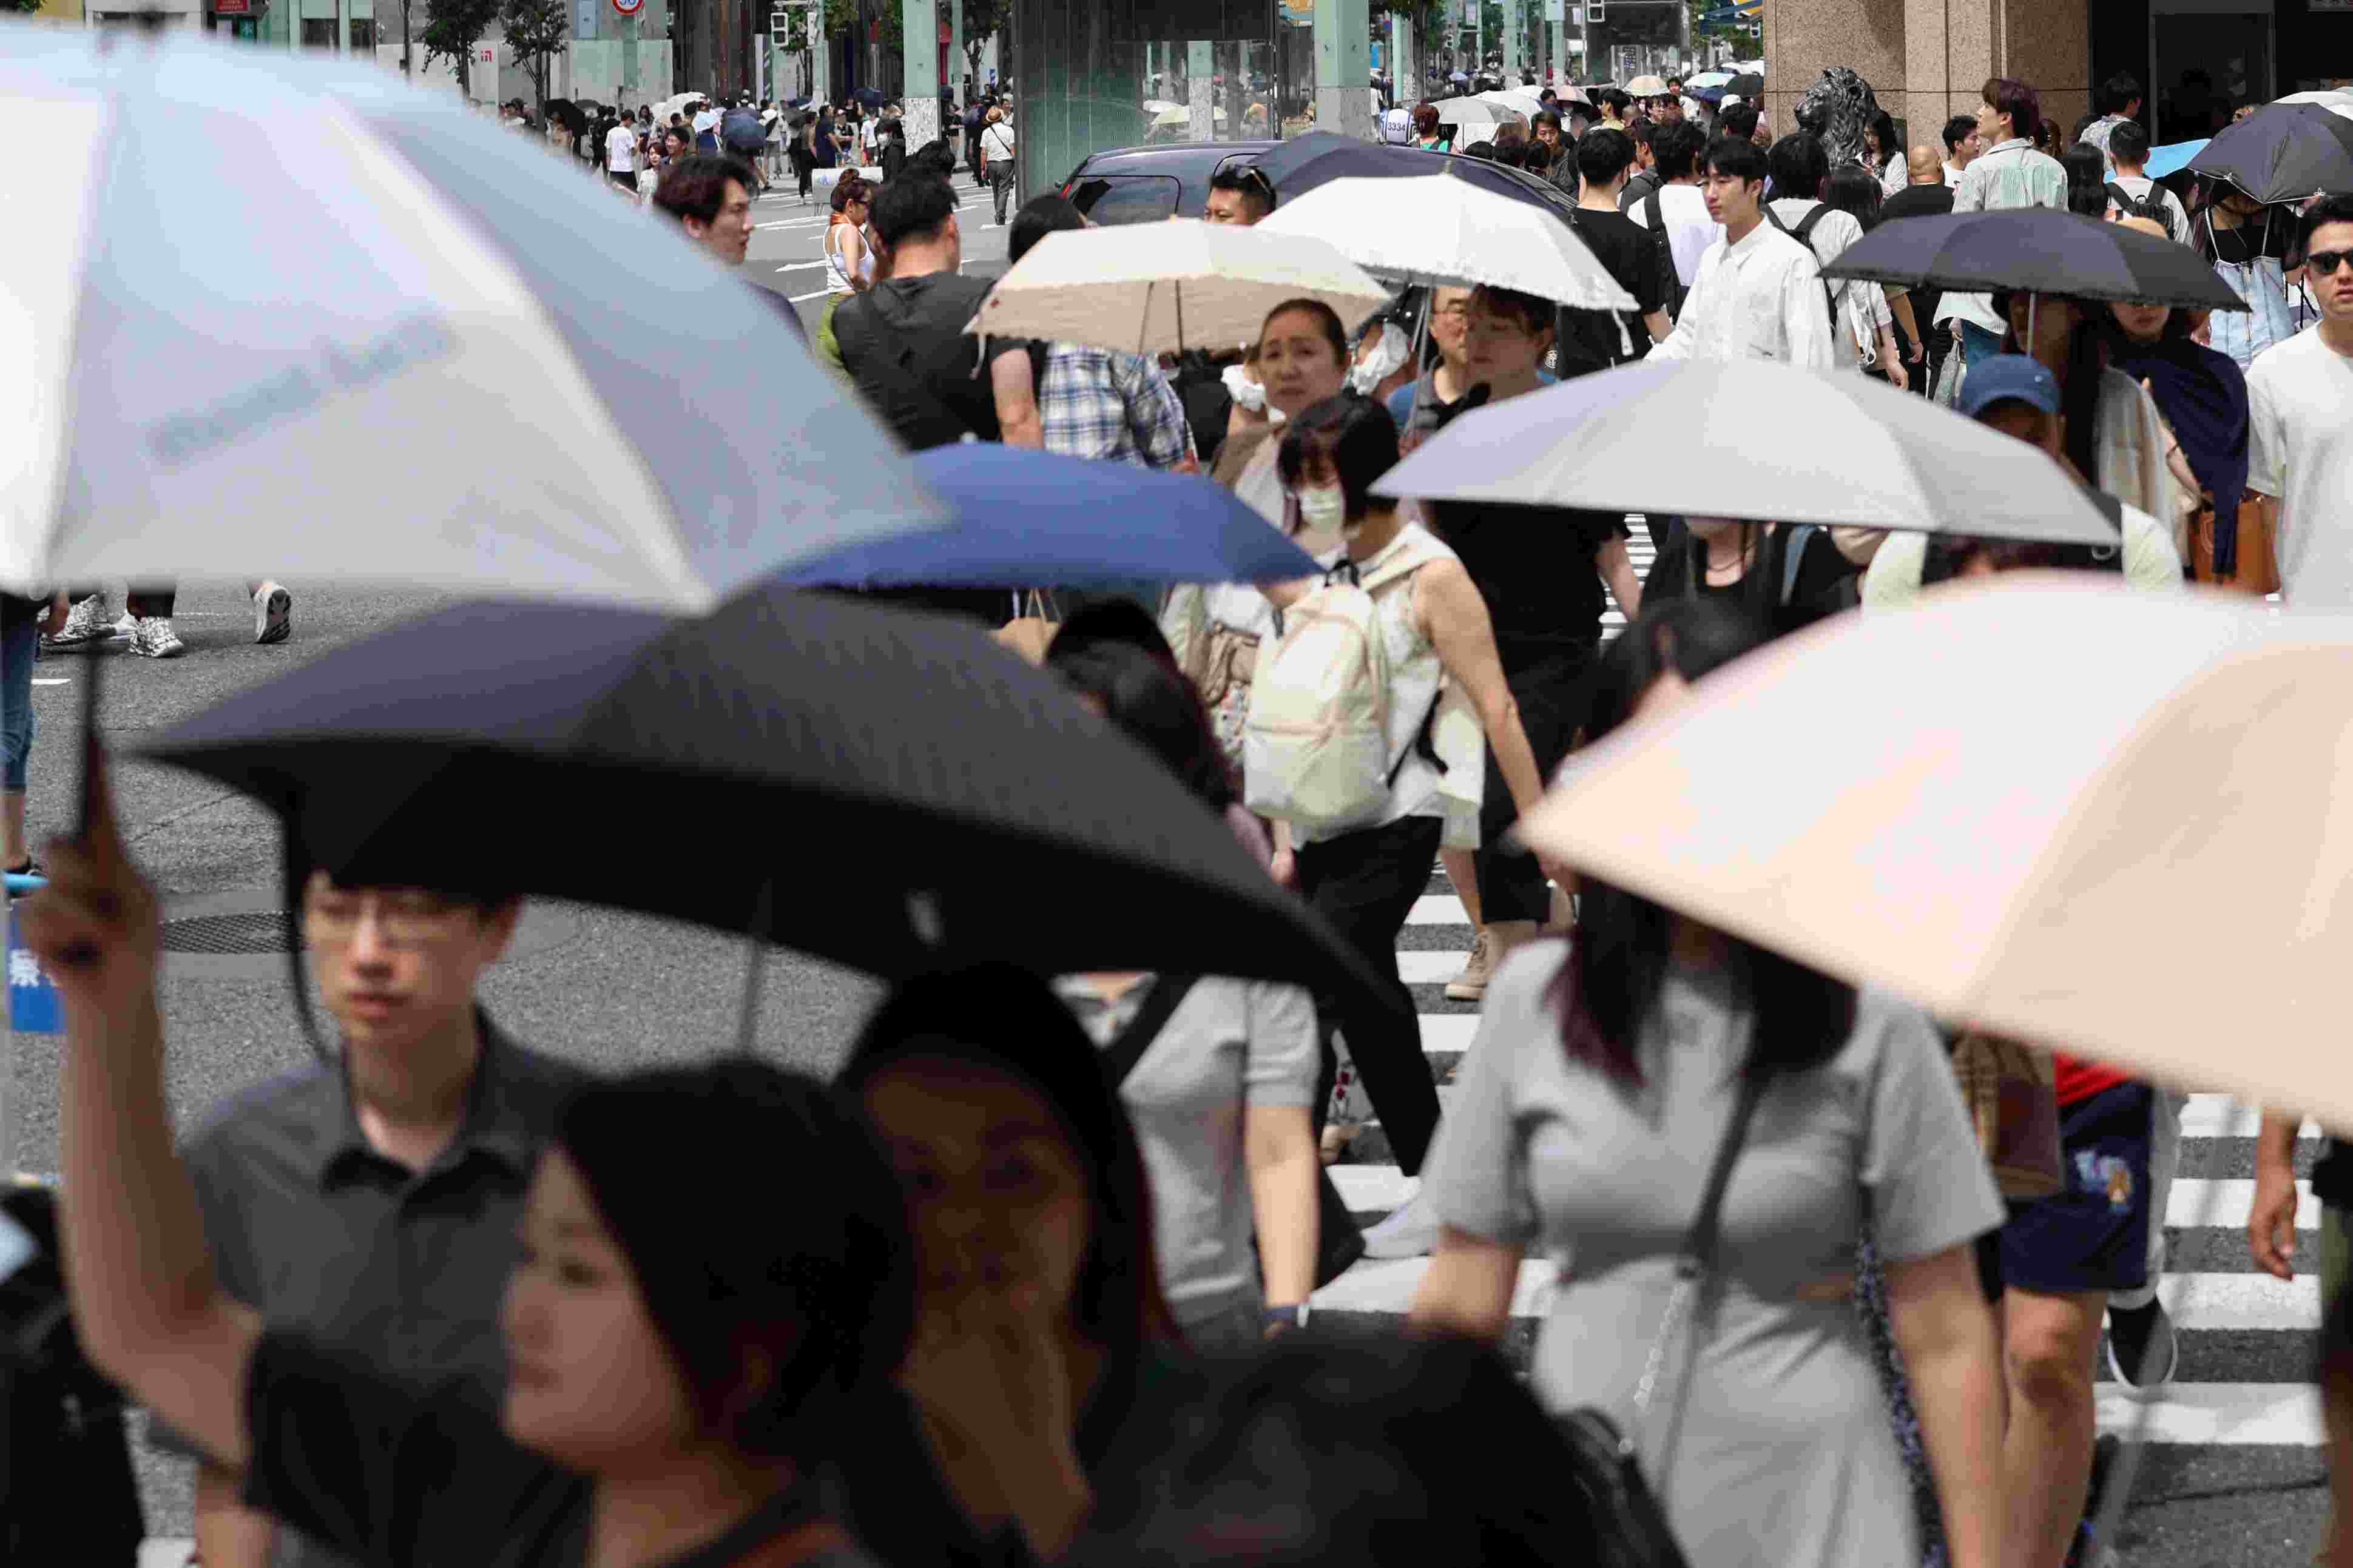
left=17, top=44, right=2353, bottom=1568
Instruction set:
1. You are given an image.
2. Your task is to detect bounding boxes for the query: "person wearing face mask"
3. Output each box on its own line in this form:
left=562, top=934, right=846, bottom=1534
left=1256, top=394, right=1563, bottom=1256
left=1349, top=310, right=1419, bottom=407
left=1162, top=300, right=1359, bottom=807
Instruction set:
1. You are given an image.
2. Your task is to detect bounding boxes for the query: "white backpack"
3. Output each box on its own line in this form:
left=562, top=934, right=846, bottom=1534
left=1243, top=531, right=1444, bottom=835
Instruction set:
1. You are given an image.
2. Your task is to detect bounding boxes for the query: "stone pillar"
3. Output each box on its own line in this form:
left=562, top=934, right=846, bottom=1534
left=902, top=0, right=938, bottom=146
left=1392, top=8, right=1416, bottom=106
left=947, top=0, right=961, bottom=99
left=808, top=0, right=829, bottom=104
left=1502, top=0, right=1521, bottom=79
left=1315, top=0, right=1371, bottom=136
left=1762, top=0, right=2090, bottom=148
left=1189, top=37, right=1214, bottom=140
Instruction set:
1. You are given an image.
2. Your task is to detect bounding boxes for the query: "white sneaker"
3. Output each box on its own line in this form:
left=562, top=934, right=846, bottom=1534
left=252, top=581, right=292, bottom=645
left=46, top=593, right=118, bottom=646
left=1360, top=1193, right=1439, bottom=1260
left=129, top=616, right=186, bottom=659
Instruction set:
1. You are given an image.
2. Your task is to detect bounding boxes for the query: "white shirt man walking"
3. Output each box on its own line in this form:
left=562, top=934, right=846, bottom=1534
left=2247, top=194, right=2353, bottom=607
left=1649, top=134, right=1835, bottom=371
left=604, top=115, right=638, bottom=195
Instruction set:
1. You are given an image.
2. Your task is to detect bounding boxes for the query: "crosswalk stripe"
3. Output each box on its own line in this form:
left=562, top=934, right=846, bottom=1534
left=2093, top=1382, right=2325, bottom=1445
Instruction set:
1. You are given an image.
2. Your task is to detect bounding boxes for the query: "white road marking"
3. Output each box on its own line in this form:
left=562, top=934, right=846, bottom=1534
left=32, top=678, right=68, bottom=686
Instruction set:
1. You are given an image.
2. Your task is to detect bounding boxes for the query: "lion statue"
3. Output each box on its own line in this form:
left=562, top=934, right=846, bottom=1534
left=1794, top=67, right=1880, bottom=171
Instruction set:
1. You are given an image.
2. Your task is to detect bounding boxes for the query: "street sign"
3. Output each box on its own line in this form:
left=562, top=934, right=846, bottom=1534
left=214, top=0, right=251, bottom=15
left=613, top=0, right=645, bottom=16
left=7, top=914, right=61, bottom=1036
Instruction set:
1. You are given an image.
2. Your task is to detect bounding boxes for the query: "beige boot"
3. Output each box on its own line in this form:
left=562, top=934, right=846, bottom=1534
left=1485, top=920, right=1540, bottom=979
left=1443, top=927, right=1496, bottom=1001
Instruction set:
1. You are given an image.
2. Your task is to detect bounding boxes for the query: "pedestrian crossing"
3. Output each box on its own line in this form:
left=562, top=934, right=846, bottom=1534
left=1311, top=857, right=2334, bottom=1455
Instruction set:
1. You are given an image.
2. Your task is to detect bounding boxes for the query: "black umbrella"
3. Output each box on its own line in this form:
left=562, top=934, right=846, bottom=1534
left=1818, top=209, right=2247, bottom=311
left=1726, top=72, right=1762, bottom=99
left=139, top=588, right=1428, bottom=1159
left=542, top=98, right=589, bottom=136
left=2187, top=103, right=2353, bottom=207
left=1251, top=130, right=1576, bottom=223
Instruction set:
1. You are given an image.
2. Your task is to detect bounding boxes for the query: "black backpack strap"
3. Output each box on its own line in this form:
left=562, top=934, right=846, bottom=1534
left=1096, top=975, right=1203, bottom=1088
left=1644, top=186, right=1689, bottom=321
left=1774, top=201, right=1847, bottom=327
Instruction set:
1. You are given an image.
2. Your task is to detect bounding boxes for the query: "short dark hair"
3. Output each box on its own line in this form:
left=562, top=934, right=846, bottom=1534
left=2109, top=119, right=2150, bottom=166
left=1278, top=393, right=1400, bottom=523
left=1468, top=284, right=1555, bottom=345
left=1008, top=192, right=1087, bottom=266
left=652, top=153, right=755, bottom=227
left=868, top=172, right=957, bottom=247
left=556, top=1060, right=913, bottom=1468
left=1258, top=297, right=1351, bottom=368
left=1715, top=101, right=1760, bottom=141
left=1651, top=119, right=1707, bottom=180
left=1209, top=162, right=1278, bottom=214
left=2294, top=193, right=2353, bottom=265
left=1625, top=116, right=1656, bottom=150
left=1460, top=139, right=1496, bottom=160
left=1532, top=109, right=1562, bottom=133
left=1982, top=78, right=2041, bottom=141
left=1942, top=113, right=1977, bottom=154
left=2099, top=71, right=2143, bottom=115
left=1576, top=126, right=1635, bottom=186
left=1594, top=86, right=1630, bottom=117
left=1703, top=133, right=1767, bottom=186
left=1766, top=130, right=1829, bottom=202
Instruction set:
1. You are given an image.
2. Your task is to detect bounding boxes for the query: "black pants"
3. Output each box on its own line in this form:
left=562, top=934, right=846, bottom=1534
left=1473, top=647, right=1595, bottom=925
left=1294, top=813, right=1443, bottom=1174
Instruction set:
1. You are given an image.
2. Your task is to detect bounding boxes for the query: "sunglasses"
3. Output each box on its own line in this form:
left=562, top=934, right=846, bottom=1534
left=2309, top=249, right=2353, bottom=277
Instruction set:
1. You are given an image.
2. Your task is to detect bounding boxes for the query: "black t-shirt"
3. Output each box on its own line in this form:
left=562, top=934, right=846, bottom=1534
left=1642, top=524, right=1858, bottom=639
left=1556, top=206, right=1667, bottom=379
left=1427, top=498, right=1628, bottom=662
left=1875, top=184, right=1957, bottom=348
left=834, top=272, right=1026, bottom=451
left=244, top=1330, right=877, bottom=1568
left=2209, top=210, right=2293, bottom=268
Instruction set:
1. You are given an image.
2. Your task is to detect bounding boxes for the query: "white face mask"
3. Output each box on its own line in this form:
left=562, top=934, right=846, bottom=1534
left=1295, top=484, right=1351, bottom=535
left=1348, top=321, right=1413, bottom=395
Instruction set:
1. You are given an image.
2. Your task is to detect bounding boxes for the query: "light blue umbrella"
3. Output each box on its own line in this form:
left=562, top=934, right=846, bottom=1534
left=0, top=21, right=945, bottom=613
left=782, top=446, right=1324, bottom=590
left=2146, top=138, right=2209, bottom=181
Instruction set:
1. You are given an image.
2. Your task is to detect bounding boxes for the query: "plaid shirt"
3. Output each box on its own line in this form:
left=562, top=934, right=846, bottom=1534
left=1038, top=345, right=1192, bottom=469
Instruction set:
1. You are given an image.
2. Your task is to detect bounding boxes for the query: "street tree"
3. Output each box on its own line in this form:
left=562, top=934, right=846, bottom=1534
left=500, top=0, right=572, bottom=111
left=422, top=0, right=501, bottom=98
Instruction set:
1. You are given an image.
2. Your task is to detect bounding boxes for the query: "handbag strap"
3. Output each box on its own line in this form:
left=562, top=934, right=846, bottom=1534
left=1630, top=1065, right=1767, bottom=1421
left=1095, top=975, right=1203, bottom=1089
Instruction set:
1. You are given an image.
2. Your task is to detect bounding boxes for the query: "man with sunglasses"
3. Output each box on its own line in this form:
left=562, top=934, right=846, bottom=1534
left=2244, top=193, right=2353, bottom=609
left=1205, top=163, right=1276, bottom=226
left=154, top=857, right=582, bottom=1568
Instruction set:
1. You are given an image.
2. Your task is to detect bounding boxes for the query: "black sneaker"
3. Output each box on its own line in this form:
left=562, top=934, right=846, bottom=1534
left=2107, top=1299, right=2179, bottom=1396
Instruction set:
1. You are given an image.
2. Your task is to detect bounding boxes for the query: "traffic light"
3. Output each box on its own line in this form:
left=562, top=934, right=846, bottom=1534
left=1586, top=0, right=1603, bottom=19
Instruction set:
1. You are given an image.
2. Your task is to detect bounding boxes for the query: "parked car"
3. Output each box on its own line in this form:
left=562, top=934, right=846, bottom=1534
left=1054, top=138, right=1584, bottom=229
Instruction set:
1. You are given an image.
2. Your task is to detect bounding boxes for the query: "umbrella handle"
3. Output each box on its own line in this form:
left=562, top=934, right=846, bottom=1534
left=735, top=875, right=775, bottom=1055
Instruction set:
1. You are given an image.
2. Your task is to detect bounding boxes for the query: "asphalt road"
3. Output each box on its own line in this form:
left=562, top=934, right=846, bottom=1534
left=743, top=167, right=1013, bottom=334
left=7, top=584, right=893, bottom=1545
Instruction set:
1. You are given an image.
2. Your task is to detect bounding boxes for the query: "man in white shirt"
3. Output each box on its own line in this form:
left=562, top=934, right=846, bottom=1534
left=1942, top=113, right=1980, bottom=185
left=1763, top=133, right=1905, bottom=385
left=1625, top=121, right=1720, bottom=294
left=2102, top=121, right=2189, bottom=242
left=2247, top=195, right=2353, bottom=606
left=1650, top=133, right=1835, bottom=371
left=604, top=115, right=638, bottom=193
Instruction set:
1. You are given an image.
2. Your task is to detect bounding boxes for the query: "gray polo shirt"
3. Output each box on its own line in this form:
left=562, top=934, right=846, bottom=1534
left=160, top=1014, right=584, bottom=1568
left=1058, top=975, right=1318, bottom=1329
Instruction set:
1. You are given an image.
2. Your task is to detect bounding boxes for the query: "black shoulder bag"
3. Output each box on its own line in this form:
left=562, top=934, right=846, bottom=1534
left=1642, top=186, right=1690, bottom=322
left=1095, top=976, right=1366, bottom=1290
left=1554, top=1067, right=1767, bottom=1568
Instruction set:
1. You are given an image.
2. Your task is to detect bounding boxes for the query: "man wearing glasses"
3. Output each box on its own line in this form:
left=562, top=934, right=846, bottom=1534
left=154, top=862, right=582, bottom=1568
left=2244, top=194, right=2353, bottom=609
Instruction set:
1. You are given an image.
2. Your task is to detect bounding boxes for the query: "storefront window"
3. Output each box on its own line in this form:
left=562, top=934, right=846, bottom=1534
left=300, top=15, right=338, bottom=45
left=349, top=17, right=377, bottom=49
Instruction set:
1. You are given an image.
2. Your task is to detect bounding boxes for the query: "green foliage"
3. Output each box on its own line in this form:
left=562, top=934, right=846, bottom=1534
left=498, top=0, right=570, bottom=105
left=0, top=0, right=43, bottom=15
left=420, top=0, right=500, bottom=92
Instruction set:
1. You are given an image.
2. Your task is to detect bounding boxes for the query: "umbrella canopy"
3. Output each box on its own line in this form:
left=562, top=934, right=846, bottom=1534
left=1425, top=95, right=1525, bottom=129
left=1517, top=576, right=2353, bottom=1129
left=141, top=587, right=1417, bottom=1108
left=1817, top=209, right=2247, bottom=311
left=1685, top=70, right=1735, bottom=90
left=1687, top=83, right=1729, bottom=104
left=1726, top=72, right=1763, bottom=99
left=1249, top=131, right=1575, bottom=223
left=1376, top=358, right=2119, bottom=543
left=653, top=90, right=704, bottom=119
left=1255, top=172, right=1636, bottom=310
left=2189, top=103, right=2353, bottom=206
left=1152, top=104, right=1228, bottom=129
left=781, top=446, right=1323, bottom=591
left=0, top=24, right=944, bottom=613
left=964, top=219, right=1388, bottom=357
left=2145, top=138, right=2208, bottom=180
left=1624, top=75, right=1670, bottom=98
left=1477, top=89, right=1547, bottom=118
left=1141, top=98, right=1182, bottom=113
left=2275, top=89, right=2353, bottom=122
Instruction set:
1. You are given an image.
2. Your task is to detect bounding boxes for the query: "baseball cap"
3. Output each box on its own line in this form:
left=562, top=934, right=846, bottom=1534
left=1955, top=354, right=2061, bottom=420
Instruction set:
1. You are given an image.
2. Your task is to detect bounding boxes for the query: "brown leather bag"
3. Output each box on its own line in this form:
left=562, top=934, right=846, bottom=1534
left=2190, top=494, right=2281, bottom=596
left=1948, top=1033, right=2065, bottom=1200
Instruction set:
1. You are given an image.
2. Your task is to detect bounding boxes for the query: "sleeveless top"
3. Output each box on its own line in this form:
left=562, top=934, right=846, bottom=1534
left=825, top=222, right=874, bottom=295
left=1290, top=522, right=1456, bottom=848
